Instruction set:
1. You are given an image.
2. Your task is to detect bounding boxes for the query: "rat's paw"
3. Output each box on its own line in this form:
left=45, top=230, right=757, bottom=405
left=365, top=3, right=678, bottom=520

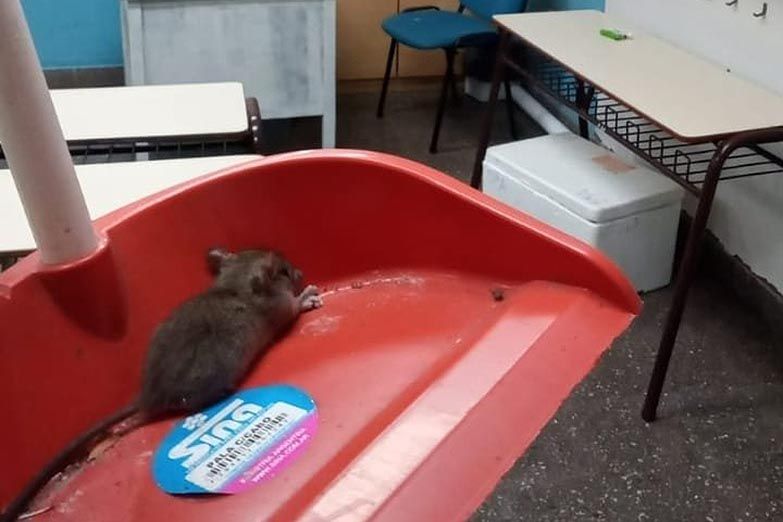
left=300, top=284, right=320, bottom=299
left=300, top=294, right=323, bottom=312
left=298, top=285, right=323, bottom=312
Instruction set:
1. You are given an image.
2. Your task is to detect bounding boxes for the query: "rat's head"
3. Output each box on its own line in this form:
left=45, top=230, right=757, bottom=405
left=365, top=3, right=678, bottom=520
left=206, top=247, right=304, bottom=297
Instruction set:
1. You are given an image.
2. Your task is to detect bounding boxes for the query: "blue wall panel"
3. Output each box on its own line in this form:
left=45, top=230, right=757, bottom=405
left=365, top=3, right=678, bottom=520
left=21, top=0, right=123, bottom=69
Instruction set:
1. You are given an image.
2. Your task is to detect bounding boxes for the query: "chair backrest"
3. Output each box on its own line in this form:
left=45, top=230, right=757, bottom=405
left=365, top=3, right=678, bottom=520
left=461, top=0, right=528, bottom=20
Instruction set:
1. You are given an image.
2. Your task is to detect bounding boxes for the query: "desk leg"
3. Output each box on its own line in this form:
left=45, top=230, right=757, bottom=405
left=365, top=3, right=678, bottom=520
left=470, top=30, right=509, bottom=190
left=641, top=142, right=731, bottom=422
left=245, top=97, right=263, bottom=154
left=575, top=79, right=594, bottom=140
left=503, top=77, right=518, bottom=140
left=430, top=48, right=457, bottom=154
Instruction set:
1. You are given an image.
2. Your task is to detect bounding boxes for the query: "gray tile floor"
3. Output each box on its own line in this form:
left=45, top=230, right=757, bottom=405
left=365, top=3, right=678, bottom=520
left=278, top=84, right=783, bottom=521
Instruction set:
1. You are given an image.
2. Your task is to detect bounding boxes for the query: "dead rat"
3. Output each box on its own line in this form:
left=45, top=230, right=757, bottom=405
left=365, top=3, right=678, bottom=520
left=1, top=247, right=322, bottom=522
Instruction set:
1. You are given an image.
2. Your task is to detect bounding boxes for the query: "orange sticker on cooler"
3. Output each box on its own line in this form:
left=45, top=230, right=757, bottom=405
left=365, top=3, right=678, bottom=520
left=591, top=154, right=634, bottom=174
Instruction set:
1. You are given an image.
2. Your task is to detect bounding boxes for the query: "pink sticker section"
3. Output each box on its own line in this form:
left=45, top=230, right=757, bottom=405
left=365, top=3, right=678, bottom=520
left=223, top=413, right=318, bottom=493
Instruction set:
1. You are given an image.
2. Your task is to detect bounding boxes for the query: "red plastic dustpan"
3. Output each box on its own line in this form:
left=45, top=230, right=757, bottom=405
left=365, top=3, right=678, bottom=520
left=1, top=150, right=640, bottom=521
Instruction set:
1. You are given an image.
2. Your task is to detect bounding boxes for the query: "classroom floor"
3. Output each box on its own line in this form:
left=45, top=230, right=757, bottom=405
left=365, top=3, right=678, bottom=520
left=315, top=82, right=782, bottom=521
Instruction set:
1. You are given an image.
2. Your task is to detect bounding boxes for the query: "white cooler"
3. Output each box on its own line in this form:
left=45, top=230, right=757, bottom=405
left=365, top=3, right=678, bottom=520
left=483, top=133, right=685, bottom=292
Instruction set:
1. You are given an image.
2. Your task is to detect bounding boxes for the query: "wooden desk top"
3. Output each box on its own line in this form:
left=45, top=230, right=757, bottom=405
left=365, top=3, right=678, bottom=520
left=495, top=10, right=783, bottom=141
left=48, top=82, right=249, bottom=142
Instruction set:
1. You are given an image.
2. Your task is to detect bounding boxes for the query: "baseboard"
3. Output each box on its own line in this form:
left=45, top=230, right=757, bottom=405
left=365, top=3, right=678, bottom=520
left=43, top=67, right=125, bottom=89
left=684, top=215, right=783, bottom=341
left=338, top=77, right=443, bottom=95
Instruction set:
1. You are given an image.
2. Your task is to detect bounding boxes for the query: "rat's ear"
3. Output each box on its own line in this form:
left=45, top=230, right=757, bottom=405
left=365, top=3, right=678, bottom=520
left=276, top=256, right=302, bottom=285
left=206, top=248, right=235, bottom=275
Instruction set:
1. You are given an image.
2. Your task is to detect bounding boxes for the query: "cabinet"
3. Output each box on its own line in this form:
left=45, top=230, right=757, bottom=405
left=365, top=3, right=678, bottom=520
left=121, top=0, right=336, bottom=147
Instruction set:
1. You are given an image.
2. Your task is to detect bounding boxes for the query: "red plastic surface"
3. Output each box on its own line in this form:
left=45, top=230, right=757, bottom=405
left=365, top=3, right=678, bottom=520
left=0, top=150, right=640, bottom=521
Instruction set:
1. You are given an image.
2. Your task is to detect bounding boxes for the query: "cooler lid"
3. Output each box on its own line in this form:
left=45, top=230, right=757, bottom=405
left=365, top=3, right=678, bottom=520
left=485, top=133, right=684, bottom=223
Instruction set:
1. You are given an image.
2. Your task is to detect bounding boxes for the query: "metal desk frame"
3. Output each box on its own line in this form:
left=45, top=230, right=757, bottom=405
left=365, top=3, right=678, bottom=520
left=0, top=97, right=263, bottom=165
left=471, top=25, right=783, bottom=422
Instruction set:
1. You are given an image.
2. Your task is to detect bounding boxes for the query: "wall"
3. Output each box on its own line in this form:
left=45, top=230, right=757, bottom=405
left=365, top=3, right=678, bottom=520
left=21, top=0, right=123, bottom=69
left=606, top=0, right=783, bottom=292
left=18, top=0, right=602, bottom=72
left=337, top=0, right=396, bottom=80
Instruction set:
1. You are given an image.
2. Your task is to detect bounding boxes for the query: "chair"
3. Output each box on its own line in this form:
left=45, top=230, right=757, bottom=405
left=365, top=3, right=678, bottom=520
left=377, top=0, right=528, bottom=153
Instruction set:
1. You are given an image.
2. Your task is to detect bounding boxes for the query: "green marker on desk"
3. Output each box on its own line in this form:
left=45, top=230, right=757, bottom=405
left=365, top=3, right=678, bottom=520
left=600, top=28, right=632, bottom=41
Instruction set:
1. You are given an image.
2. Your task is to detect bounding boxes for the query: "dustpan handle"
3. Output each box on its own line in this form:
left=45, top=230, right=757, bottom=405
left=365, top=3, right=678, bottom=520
left=0, top=0, right=97, bottom=264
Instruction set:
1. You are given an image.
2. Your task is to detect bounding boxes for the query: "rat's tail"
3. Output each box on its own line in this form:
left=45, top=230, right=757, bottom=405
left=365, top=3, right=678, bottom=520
left=1, top=403, right=138, bottom=522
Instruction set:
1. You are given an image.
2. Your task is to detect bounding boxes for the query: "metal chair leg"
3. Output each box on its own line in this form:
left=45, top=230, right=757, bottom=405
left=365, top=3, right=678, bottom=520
left=377, top=39, right=397, bottom=119
left=450, top=64, right=462, bottom=107
left=504, top=77, right=518, bottom=140
left=429, top=48, right=456, bottom=154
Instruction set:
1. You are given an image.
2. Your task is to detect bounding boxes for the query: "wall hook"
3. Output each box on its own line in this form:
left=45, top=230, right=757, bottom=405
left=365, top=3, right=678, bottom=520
left=725, top=0, right=738, bottom=5
left=753, top=2, right=768, bottom=17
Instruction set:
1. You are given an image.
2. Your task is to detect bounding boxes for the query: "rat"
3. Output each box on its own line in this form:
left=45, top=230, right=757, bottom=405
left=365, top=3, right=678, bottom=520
left=1, top=247, right=322, bottom=522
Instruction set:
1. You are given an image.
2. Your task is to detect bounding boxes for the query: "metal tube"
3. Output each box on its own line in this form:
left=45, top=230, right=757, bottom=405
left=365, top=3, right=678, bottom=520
left=0, top=0, right=97, bottom=264
left=641, top=126, right=783, bottom=422
left=641, top=142, right=728, bottom=422
left=470, top=29, right=509, bottom=189
left=377, top=39, right=397, bottom=119
left=430, top=48, right=456, bottom=154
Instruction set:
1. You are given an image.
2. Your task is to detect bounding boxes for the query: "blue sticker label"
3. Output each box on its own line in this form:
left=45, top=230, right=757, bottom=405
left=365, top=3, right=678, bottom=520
left=153, top=385, right=317, bottom=495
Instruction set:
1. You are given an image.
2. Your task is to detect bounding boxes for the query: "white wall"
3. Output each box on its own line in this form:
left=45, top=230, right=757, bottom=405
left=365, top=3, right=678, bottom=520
left=606, top=0, right=783, bottom=292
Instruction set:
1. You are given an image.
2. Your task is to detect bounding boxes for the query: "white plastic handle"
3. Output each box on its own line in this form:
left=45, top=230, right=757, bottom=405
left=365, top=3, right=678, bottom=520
left=0, top=0, right=97, bottom=264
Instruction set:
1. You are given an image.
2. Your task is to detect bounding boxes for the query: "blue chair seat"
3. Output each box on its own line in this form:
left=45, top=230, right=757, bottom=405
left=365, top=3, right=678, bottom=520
left=377, top=1, right=527, bottom=153
left=382, top=10, right=495, bottom=50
